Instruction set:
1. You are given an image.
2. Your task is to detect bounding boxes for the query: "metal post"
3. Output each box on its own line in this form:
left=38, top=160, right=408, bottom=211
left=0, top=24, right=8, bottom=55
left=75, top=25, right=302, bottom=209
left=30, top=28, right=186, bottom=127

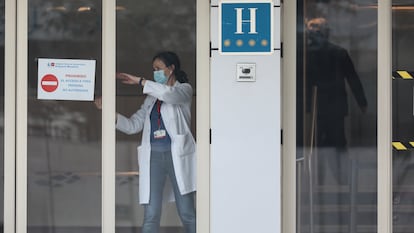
left=306, top=86, right=318, bottom=233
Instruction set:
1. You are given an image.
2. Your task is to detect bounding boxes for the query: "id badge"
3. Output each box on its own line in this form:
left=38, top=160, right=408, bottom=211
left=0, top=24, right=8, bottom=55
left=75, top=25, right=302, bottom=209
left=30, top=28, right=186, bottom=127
left=154, top=129, right=167, bottom=139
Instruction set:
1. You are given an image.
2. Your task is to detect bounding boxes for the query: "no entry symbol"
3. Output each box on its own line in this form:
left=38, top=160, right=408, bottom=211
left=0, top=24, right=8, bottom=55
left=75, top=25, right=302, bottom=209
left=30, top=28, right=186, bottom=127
left=41, top=74, right=59, bottom=92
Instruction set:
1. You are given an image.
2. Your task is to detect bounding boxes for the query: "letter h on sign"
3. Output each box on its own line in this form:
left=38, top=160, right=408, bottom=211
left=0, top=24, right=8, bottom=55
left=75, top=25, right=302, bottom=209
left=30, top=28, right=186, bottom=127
left=220, top=1, right=273, bottom=54
left=235, top=8, right=258, bottom=34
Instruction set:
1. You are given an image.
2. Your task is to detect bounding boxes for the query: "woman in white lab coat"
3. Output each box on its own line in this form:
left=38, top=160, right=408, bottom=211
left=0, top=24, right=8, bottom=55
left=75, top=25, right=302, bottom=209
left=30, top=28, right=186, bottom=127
left=96, top=51, right=196, bottom=233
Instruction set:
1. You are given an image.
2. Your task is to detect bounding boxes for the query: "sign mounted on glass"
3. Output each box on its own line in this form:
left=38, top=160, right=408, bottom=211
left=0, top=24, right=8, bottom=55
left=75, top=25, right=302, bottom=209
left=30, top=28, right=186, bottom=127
left=219, top=0, right=273, bottom=55
left=37, top=58, right=96, bottom=101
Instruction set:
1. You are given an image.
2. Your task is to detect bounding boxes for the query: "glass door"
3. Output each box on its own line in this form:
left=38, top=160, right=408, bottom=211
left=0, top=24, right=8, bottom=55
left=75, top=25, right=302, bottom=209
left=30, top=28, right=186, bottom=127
left=295, top=1, right=378, bottom=233
left=392, top=2, right=414, bottom=232
left=8, top=1, right=198, bottom=233
left=26, top=1, right=103, bottom=232
left=115, top=1, right=196, bottom=232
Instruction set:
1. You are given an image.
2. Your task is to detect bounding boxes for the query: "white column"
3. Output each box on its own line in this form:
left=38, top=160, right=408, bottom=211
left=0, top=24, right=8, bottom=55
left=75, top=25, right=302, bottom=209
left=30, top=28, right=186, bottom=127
left=282, top=0, right=297, bottom=232
left=16, top=0, right=28, bottom=232
left=4, top=0, right=17, bottom=232
left=378, top=1, right=392, bottom=233
left=197, top=0, right=211, bottom=233
left=102, top=1, right=116, bottom=233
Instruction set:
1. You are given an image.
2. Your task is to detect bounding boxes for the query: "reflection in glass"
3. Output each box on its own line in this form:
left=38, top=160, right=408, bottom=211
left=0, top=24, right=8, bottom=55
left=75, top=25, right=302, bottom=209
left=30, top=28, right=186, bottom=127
left=115, top=1, right=196, bottom=233
left=392, top=3, right=414, bottom=232
left=27, top=0, right=102, bottom=232
left=297, top=1, right=377, bottom=233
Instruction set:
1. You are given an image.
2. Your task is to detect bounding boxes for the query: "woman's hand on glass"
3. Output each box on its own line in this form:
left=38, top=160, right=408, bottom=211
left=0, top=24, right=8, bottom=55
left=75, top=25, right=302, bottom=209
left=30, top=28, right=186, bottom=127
left=94, top=96, right=102, bottom=110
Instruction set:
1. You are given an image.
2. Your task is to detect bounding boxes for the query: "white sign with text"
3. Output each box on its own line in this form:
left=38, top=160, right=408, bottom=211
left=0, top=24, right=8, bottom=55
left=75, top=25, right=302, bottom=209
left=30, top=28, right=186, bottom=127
left=37, top=58, right=96, bottom=101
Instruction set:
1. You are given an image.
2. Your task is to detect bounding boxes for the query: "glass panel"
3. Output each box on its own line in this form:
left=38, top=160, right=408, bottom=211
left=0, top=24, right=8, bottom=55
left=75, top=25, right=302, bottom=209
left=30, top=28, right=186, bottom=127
left=27, top=1, right=102, bottom=232
left=296, top=1, right=378, bottom=233
left=392, top=2, right=414, bottom=232
left=115, top=1, right=196, bottom=233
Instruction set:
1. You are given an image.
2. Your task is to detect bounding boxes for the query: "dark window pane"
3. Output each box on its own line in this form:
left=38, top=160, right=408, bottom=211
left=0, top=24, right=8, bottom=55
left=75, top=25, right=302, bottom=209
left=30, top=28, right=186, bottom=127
left=27, top=1, right=102, bottom=232
left=296, top=1, right=378, bottom=233
left=392, top=2, right=414, bottom=232
left=115, top=1, right=196, bottom=233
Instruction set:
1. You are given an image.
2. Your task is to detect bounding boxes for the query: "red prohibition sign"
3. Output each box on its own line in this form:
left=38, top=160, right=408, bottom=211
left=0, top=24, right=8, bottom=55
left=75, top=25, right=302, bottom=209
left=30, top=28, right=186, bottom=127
left=41, top=74, right=59, bottom=92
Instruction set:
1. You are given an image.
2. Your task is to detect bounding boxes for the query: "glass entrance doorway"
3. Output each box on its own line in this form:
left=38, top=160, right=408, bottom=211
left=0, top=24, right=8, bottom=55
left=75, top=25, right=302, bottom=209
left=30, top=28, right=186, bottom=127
left=115, top=1, right=196, bottom=232
left=392, top=2, right=414, bottom=232
left=27, top=1, right=103, bottom=232
left=5, top=1, right=196, bottom=233
left=293, top=1, right=414, bottom=233
left=296, top=1, right=378, bottom=233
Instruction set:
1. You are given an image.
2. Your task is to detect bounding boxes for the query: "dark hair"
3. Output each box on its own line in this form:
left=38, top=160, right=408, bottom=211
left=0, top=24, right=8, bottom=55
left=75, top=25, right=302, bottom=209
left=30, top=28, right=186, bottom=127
left=152, top=51, right=189, bottom=83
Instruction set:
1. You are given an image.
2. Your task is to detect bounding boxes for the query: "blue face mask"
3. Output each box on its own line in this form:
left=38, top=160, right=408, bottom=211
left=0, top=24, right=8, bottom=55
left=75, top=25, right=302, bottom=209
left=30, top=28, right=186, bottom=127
left=154, top=70, right=168, bottom=84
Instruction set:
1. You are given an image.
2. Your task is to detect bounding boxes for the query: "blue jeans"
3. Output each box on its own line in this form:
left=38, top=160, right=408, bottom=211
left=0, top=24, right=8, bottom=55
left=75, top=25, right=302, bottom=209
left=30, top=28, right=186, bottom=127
left=142, top=150, right=196, bottom=233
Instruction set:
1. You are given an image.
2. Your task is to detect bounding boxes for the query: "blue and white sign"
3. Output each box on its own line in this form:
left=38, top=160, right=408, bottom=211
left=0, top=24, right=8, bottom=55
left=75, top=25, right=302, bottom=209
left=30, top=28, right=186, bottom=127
left=220, top=1, right=273, bottom=54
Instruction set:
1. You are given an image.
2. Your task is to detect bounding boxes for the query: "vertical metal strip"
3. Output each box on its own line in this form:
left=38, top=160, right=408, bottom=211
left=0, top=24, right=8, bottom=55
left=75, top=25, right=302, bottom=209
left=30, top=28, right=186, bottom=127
left=16, top=0, right=27, bottom=232
left=102, top=1, right=116, bottom=233
left=378, top=1, right=392, bottom=233
left=4, top=0, right=16, bottom=233
left=197, top=1, right=210, bottom=233
left=282, top=0, right=296, bottom=233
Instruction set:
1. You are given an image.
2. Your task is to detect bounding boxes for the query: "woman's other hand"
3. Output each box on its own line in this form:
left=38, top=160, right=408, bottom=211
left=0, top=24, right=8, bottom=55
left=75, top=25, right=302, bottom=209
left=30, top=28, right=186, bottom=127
left=116, top=72, right=142, bottom=85
left=94, top=96, right=102, bottom=110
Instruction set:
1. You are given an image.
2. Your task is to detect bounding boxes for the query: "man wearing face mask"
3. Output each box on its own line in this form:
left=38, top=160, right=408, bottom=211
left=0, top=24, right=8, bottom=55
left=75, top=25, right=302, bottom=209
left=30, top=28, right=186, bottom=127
left=303, top=17, right=369, bottom=230
left=96, top=51, right=196, bottom=233
left=305, top=18, right=367, bottom=184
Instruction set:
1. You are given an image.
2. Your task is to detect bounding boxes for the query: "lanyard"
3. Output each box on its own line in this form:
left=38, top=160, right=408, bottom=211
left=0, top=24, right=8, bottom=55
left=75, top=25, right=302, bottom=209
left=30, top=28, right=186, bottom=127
left=156, top=100, right=162, bottom=129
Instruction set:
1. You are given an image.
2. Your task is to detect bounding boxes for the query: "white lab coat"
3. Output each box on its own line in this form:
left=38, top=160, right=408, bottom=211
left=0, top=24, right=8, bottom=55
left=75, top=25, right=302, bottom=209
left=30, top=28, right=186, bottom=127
left=116, top=80, right=196, bottom=204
